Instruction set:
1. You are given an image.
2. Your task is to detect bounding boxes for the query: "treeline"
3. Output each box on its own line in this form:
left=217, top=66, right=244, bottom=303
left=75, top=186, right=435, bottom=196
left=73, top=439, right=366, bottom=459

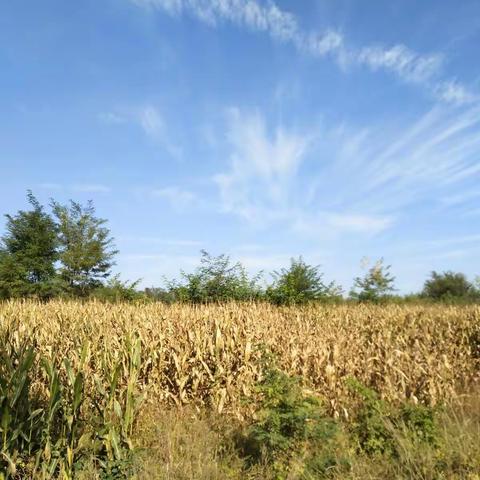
left=147, top=251, right=480, bottom=304
left=1, top=193, right=479, bottom=304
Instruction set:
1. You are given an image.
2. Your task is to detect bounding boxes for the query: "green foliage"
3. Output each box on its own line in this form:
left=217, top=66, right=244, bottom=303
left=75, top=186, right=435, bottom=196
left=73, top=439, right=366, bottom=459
left=52, top=200, right=118, bottom=297
left=0, top=337, right=141, bottom=479
left=350, top=258, right=395, bottom=302
left=166, top=250, right=263, bottom=303
left=241, top=352, right=348, bottom=478
left=143, top=287, right=175, bottom=303
left=0, top=192, right=59, bottom=300
left=347, top=379, right=438, bottom=457
left=91, top=275, right=143, bottom=303
left=422, top=271, right=478, bottom=301
left=346, top=379, right=394, bottom=455
left=267, top=257, right=342, bottom=305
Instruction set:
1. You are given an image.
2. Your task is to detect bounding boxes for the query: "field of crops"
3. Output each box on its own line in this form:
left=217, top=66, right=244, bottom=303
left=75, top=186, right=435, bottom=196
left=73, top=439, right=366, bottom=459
left=1, top=301, right=479, bottom=478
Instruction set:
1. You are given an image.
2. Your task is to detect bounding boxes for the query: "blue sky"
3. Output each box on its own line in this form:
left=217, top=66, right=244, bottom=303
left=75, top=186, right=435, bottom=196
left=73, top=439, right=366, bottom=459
left=1, top=0, right=479, bottom=293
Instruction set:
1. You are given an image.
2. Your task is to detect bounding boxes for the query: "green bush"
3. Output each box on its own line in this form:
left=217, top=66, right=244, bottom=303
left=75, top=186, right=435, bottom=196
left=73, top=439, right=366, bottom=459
left=266, top=257, right=342, bottom=305
left=347, top=379, right=439, bottom=457
left=166, top=250, right=263, bottom=303
left=241, top=353, right=348, bottom=478
left=422, top=271, right=479, bottom=301
left=90, top=275, right=143, bottom=303
left=350, top=258, right=396, bottom=302
left=0, top=337, right=141, bottom=479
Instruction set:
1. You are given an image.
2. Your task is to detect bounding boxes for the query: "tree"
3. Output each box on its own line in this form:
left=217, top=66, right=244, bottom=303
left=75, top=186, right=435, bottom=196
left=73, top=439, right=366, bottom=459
left=52, top=200, right=118, bottom=296
left=422, top=271, right=475, bottom=300
left=0, top=192, right=59, bottom=299
left=166, top=250, right=262, bottom=303
left=267, top=257, right=342, bottom=305
left=350, top=258, right=395, bottom=302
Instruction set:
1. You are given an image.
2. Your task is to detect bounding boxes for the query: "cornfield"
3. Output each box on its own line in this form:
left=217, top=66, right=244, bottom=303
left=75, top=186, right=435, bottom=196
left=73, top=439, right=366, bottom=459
left=1, top=300, right=479, bottom=417
left=1, top=300, right=480, bottom=478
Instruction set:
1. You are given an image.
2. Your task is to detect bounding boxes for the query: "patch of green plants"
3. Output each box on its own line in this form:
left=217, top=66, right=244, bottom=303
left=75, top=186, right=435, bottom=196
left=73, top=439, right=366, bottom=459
left=236, top=359, right=444, bottom=479
left=240, top=352, right=349, bottom=478
left=0, top=337, right=142, bottom=479
left=347, top=378, right=439, bottom=457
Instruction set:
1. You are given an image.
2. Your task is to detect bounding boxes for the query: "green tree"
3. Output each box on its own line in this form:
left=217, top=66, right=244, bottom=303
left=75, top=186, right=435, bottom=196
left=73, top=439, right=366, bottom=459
left=0, top=192, right=59, bottom=299
left=52, top=200, right=118, bottom=296
left=267, top=257, right=342, bottom=305
left=166, top=250, right=262, bottom=303
left=350, top=258, right=395, bottom=302
left=422, top=271, right=475, bottom=300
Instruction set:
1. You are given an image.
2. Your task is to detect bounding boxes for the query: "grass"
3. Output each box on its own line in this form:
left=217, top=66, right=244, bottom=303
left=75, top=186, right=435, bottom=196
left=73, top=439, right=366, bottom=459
left=129, top=389, right=480, bottom=479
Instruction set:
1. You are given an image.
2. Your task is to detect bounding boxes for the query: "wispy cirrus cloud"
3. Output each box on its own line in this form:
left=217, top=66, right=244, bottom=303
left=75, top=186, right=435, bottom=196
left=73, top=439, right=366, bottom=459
left=213, top=108, right=393, bottom=236
left=138, top=106, right=182, bottom=158
left=357, top=44, right=443, bottom=84
left=99, top=105, right=182, bottom=159
left=212, top=104, right=480, bottom=237
left=213, top=107, right=309, bottom=223
left=434, top=80, right=478, bottom=105
left=130, top=0, right=477, bottom=105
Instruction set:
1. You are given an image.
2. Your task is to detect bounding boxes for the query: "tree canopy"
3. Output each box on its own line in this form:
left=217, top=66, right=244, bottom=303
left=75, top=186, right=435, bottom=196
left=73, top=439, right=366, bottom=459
left=267, top=257, right=342, bottom=305
left=0, top=192, right=59, bottom=299
left=52, top=200, right=117, bottom=296
left=350, top=258, right=395, bottom=302
left=422, top=271, right=476, bottom=300
left=0, top=193, right=119, bottom=300
left=165, top=250, right=263, bottom=303
left=0, top=192, right=478, bottom=304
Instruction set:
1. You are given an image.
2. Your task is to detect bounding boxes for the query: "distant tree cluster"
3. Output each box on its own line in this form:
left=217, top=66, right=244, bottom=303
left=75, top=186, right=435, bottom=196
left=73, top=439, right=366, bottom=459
left=1, top=192, right=479, bottom=304
left=0, top=192, right=119, bottom=300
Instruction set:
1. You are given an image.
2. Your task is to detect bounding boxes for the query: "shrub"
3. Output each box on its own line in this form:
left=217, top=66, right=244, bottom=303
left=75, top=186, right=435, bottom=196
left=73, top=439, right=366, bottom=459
left=267, top=257, right=342, bottom=305
left=422, top=271, right=477, bottom=301
left=350, top=258, right=395, bottom=302
left=166, top=250, right=263, bottom=303
left=347, top=379, right=439, bottom=457
left=0, top=336, right=142, bottom=478
left=242, top=352, right=348, bottom=478
left=91, top=275, right=143, bottom=302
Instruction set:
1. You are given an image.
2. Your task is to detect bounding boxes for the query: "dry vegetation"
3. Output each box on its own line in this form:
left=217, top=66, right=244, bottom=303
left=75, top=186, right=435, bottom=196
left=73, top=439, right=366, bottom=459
left=1, top=300, right=479, bottom=478
left=2, top=301, right=478, bottom=414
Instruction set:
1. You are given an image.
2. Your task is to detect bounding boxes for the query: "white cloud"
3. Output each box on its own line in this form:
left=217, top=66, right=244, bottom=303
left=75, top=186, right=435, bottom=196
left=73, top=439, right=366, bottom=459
left=138, top=106, right=183, bottom=159
left=139, top=106, right=165, bottom=138
left=99, top=105, right=182, bottom=158
left=214, top=108, right=309, bottom=223
left=434, top=81, right=477, bottom=105
left=132, top=0, right=299, bottom=40
left=303, top=30, right=343, bottom=57
left=357, top=45, right=443, bottom=84
left=211, top=104, right=480, bottom=237
left=130, top=0, right=477, bottom=104
left=212, top=108, right=397, bottom=237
